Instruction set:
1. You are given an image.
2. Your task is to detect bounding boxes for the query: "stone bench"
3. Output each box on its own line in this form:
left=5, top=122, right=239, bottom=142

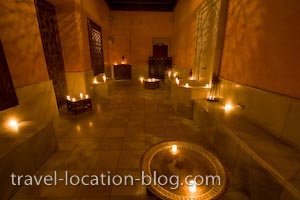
left=0, top=122, right=57, bottom=200
left=194, top=100, right=300, bottom=200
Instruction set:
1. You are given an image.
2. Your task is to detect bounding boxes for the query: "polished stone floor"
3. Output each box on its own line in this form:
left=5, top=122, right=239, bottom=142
left=12, top=81, right=248, bottom=200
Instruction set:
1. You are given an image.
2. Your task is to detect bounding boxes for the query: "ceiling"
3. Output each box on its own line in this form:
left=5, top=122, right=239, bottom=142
left=104, top=0, right=178, bottom=12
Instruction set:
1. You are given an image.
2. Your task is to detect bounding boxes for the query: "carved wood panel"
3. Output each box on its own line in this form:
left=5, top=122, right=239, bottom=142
left=35, top=0, right=67, bottom=106
left=87, top=18, right=105, bottom=76
left=0, top=40, right=18, bottom=111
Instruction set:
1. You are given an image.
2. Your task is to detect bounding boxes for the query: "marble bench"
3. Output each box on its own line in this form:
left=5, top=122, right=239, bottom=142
left=0, top=122, right=57, bottom=200
left=193, top=100, right=300, bottom=200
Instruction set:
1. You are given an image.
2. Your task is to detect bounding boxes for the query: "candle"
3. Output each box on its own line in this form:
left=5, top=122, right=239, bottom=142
left=140, top=77, right=144, bottom=83
left=224, top=103, right=233, bottom=112
left=205, top=84, right=210, bottom=88
left=80, top=93, right=83, bottom=99
left=8, top=120, right=18, bottom=129
left=188, top=180, right=196, bottom=193
left=72, top=97, right=76, bottom=102
left=185, top=83, right=189, bottom=87
left=93, top=78, right=98, bottom=84
left=168, top=71, right=171, bottom=77
left=171, top=145, right=177, bottom=153
left=85, top=94, right=89, bottom=99
left=66, top=95, right=70, bottom=100
left=175, top=78, right=180, bottom=85
left=103, top=75, right=107, bottom=82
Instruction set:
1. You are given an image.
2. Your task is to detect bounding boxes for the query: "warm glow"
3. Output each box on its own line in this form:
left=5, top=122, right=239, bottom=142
left=224, top=103, right=233, bottom=112
left=171, top=145, right=177, bottom=153
left=189, top=77, right=194, bottom=80
left=103, top=75, right=107, bottom=82
left=184, top=83, right=189, bottom=87
left=8, top=120, right=18, bottom=129
left=173, top=72, right=178, bottom=78
left=175, top=77, right=179, bottom=85
left=72, top=97, right=76, bottom=102
left=140, top=77, right=144, bottom=83
left=121, top=61, right=125, bottom=64
left=205, top=84, right=210, bottom=88
left=89, top=121, right=93, bottom=127
left=168, top=71, right=171, bottom=77
left=66, top=95, right=70, bottom=100
left=80, top=93, right=83, bottom=99
left=93, top=78, right=98, bottom=84
left=189, top=180, right=197, bottom=193
left=208, top=96, right=215, bottom=101
left=152, top=78, right=155, bottom=81
left=85, top=94, right=89, bottom=99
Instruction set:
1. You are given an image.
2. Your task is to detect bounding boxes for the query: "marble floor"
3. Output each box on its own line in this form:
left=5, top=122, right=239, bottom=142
left=12, top=81, right=248, bottom=200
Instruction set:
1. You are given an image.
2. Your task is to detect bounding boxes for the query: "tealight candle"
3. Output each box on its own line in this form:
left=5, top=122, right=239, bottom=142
left=8, top=120, right=18, bottom=129
left=224, top=103, right=233, bottom=112
left=171, top=145, right=177, bottom=153
left=175, top=78, right=179, bottom=85
left=80, top=93, right=83, bottom=99
left=185, top=83, right=189, bottom=87
left=188, top=180, right=197, bottom=193
left=72, top=97, right=76, bottom=102
left=85, top=94, right=89, bottom=99
left=205, top=84, right=210, bottom=88
left=66, top=95, right=70, bottom=100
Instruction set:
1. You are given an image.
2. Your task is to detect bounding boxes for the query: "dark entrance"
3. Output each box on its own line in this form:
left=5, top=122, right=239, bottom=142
left=148, top=43, right=172, bottom=80
left=35, top=0, right=67, bottom=106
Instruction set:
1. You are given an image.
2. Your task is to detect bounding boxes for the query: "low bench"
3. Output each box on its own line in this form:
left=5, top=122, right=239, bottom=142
left=193, top=100, right=300, bottom=200
left=0, top=122, right=57, bottom=200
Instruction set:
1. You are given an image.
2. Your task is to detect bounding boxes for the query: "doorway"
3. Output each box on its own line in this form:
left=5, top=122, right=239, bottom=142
left=35, top=0, right=67, bottom=106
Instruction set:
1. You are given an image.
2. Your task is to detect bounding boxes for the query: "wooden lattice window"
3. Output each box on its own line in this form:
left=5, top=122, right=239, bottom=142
left=87, top=18, right=105, bottom=76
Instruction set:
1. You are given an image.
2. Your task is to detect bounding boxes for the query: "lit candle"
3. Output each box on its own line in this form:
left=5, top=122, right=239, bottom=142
left=168, top=71, right=171, bottom=77
left=85, top=94, right=89, bottom=99
left=66, top=95, right=71, bottom=100
left=93, top=78, right=98, bottom=84
left=80, top=93, right=83, bottom=99
left=224, top=103, right=233, bottom=112
left=8, top=120, right=18, bottom=130
left=184, top=83, right=189, bottom=87
left=114, top=62, right=117, bottom=65
left=72, top=97, right=76, bottom=102
left=140, top=77, right=144, bottom=83
left=175, top=77, right=180, bottom=85
left=189, top=77, right=194, bottom=80
left=173, top=72, right=178, bottom=78
left=152, top=78, right=155, bottom=81
left=171, top=145, right=177, bottom=153
left=205, top=84, right=210, bottom=88
left=188, top=180, right=197, bottom=193
left=103, top=75, right=107, bottom=82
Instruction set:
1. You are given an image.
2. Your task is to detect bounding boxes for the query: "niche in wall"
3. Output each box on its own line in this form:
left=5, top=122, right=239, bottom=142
left=0, top=40, right=18, bottom=111
left=87, top=18, right=105, bottom=76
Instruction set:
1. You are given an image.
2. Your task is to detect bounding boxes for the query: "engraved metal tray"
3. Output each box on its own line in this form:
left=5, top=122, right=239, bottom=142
left=140, top=141, right=228, bottom=200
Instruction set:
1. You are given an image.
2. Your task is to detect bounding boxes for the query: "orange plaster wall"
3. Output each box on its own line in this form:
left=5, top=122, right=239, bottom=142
left=110, top=11, right=173, bottom=66
left=0, top=0, right=49, bottom=87
left=220, top=0, right=300, bottom=98
left=172, top=0, right=205, bottom=69
left=52, top=0, right=110, bottom=72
